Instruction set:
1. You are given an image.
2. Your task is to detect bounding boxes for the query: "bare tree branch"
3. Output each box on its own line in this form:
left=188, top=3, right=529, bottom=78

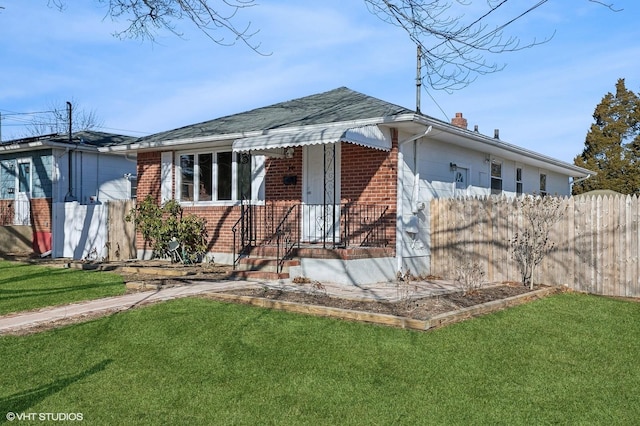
left=12, top=0, right=623, bottom=86
left=365, top=0, right=558, bottom=92
left=364, top=0, right=620, bottom=92
left=22, top=99, right=103, bottom=138
left=100, top=0, right=269, bottom=54
left=588, top=0, right=623, bottom=12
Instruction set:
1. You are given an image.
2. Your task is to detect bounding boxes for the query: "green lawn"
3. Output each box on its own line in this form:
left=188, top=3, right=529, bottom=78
left=0, top=260, right=125, bottom=315
left=1, top=293, right=639, bottom=424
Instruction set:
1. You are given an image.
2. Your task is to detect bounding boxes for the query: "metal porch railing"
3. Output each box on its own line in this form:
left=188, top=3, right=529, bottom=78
left=233, top=202, right=389, bottom=271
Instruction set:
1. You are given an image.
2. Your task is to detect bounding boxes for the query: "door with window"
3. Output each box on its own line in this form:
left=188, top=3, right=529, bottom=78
left=15, top=159, right=31, bottom=225
left=303, top=143, right=340, bottom=243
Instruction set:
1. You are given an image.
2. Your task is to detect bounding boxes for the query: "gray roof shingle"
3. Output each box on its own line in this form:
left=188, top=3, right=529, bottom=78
left=138, top=87, right=415, bottom=143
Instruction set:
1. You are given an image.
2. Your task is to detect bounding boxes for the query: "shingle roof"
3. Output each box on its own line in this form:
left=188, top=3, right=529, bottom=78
left=137, top=87, right=415, bottom=144
left=3, top=130, right=135, bottom=148
left=49, top=130, right=136, bottom=147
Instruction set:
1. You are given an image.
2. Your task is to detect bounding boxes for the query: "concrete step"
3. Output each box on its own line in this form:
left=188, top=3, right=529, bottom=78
left=229, top=270, right=290, bottom=280
left=235, top=257, right=299, bottom=273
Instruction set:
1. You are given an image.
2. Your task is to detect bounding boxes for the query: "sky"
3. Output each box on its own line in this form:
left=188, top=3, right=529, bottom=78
left=1, top=1, right=639, bottom=164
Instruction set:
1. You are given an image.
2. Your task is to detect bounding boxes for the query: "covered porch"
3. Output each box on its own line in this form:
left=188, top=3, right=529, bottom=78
left=230, top=122, right=398, bottom=282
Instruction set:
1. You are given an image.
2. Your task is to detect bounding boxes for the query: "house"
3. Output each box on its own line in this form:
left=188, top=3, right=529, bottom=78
left=0, top=131, right=137, bottom=256
left=118, top=87, right=592, bottom=284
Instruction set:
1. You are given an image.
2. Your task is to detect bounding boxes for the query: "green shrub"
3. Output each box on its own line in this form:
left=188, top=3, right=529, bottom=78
left=126, top=195, right=208, bottom=262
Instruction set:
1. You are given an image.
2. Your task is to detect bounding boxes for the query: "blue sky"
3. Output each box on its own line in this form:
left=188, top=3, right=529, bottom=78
left=1, top=1, right=639, bottom=163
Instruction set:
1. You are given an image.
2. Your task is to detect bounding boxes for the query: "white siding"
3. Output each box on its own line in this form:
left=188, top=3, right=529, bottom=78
left=396, top=133, right=575, bottom=277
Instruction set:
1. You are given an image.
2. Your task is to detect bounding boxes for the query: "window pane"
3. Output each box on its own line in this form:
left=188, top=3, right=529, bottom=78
left=516, top=168, right=522, bottom=182
left=491, top=178, right=502, bottom=192
left=217, top=152, right=232, bottom=201
left=491, top=161, right=502, bottom=178
left=18, top=162, right=31, bottom=193
left=237, top=153, right=251, bottom=201
left=180, top=154, right=194, bottom=201
left=540, top=174, right=547, bottom=192
left=199, top=153, right=213, bottom=201
left=130, top=178, right=137, bottom=199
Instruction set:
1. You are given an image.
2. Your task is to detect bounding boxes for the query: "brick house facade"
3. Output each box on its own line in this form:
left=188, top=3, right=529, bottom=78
left=125, top=87, right=591, bottom=284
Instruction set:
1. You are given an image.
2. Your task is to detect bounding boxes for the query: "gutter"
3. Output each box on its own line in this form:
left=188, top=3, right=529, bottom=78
left=408, top=114, right=593, bottom=178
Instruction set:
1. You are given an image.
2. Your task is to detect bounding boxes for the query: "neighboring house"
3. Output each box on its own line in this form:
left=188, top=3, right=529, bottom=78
left=0, top=131, right=137, bottom=255
left=118, top=87, right=592, bottom=284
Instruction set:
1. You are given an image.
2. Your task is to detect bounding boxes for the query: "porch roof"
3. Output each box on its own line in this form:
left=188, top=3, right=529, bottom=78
left=232, top=123, right=391, bottom=153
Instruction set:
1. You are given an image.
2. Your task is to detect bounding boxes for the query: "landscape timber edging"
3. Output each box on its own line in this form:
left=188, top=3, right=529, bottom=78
left=202, top=286, right=564, bottom=331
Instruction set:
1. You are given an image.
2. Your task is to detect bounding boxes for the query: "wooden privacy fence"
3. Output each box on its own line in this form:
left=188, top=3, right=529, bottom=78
left=430, top=195, right=640, bottom=298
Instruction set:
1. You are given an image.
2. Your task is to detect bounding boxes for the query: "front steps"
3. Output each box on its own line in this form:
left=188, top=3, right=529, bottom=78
left=231, top=245, right=394, bottom=281
left=232, top=257, right=300, bottom=280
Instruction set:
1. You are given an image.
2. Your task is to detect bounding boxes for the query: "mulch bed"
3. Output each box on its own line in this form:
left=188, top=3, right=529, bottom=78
left=223, top=283, right=545, bottom=321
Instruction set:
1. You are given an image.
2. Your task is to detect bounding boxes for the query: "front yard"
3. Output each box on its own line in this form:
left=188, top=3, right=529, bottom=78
left=0, top=260, right=125, bottom=315
left=1, top=290, right=639, bottom=424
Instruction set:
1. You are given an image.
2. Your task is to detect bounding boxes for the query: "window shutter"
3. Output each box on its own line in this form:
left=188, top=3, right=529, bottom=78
left=161, top=151, right=173, bottom=204
left=252, top=155, right=266, bottom=201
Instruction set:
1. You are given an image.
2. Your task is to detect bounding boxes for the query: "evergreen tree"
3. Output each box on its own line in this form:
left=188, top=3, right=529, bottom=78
left=573, top=78, right=640, bottom=195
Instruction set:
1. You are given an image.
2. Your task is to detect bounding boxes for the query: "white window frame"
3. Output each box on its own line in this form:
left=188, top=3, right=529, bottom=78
left=539, top=172, right=548, bottom=196
left=516, top=166, right=523, bottom=195
left=175, top=149, right=253, bottom=205
left=16, top=158, right=32, bottom=196
left=490, top=159, right=503, bottom=194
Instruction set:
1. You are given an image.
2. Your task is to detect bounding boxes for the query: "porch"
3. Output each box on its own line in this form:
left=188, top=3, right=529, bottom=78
left=232, top=202, right=394, bottom=279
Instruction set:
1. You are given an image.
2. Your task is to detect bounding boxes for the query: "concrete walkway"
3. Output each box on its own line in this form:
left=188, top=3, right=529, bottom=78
left=0, top=278, right=459, bottom=335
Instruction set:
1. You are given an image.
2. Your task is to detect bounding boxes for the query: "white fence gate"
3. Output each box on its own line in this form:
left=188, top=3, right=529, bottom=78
left=52, top=200, right=135, bottom=260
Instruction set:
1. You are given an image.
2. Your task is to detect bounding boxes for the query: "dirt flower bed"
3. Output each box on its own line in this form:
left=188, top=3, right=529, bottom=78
left=224, top=283, right=546, bottom=321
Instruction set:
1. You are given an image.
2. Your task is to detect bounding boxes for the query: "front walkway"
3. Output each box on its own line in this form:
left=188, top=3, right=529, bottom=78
left=0, top=278, right=460, bottom=335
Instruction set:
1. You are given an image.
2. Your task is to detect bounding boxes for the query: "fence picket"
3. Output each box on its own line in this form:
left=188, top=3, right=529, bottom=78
left=429, top=194, right=640, bottom=298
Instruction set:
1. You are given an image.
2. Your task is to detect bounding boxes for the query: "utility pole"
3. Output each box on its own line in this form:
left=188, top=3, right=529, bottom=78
left=65, top=101, right=76, bottom=201
left=416, top=44, right=422, bottom=114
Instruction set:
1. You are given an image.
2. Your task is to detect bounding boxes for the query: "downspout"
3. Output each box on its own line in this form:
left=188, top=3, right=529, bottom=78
left=396, top=125, right=432, bottom=273
left=570, top=174, right=593, bottom=193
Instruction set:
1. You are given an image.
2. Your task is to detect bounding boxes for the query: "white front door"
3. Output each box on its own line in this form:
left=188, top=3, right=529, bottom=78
left=15, top=159, right=31, bottom=226
left=303, top=143, right=340, bottom=242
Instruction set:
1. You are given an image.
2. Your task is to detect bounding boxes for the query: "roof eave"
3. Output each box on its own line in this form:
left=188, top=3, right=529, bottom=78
left=0, top=140, right=100, bottom=154
left=115, top=117, right=391, bottom=153
left=406, top=115, right=594, bottom=178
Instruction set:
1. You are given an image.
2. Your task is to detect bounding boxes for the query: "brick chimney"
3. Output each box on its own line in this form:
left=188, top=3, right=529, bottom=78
left=451, top=112, right=468, bottom=130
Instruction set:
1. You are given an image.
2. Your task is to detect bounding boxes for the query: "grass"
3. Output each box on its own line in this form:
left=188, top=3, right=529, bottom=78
left=0, top=260, right=125, bottom=315
left=1, top=292, right=639, bottom=424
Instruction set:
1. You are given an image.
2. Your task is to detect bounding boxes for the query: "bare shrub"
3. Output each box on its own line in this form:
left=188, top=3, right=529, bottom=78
left=310, top=281, right=327, bottom=296
left=396, top=269, right=418, bottom=311
left=510, top=195, right=565, bottom=289
left=453, top=262, right=486, bottom=295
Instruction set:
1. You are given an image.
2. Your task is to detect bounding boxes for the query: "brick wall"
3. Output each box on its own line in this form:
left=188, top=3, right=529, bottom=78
left=340, top=130, right=398, bottom=249
left=0, top=199, right=13, bottom=226
left=137, top=151, right=162, bottom=203
left=31, top=198, right=52, bottom=253
left=30, top=198, right=52, bottom=234
left=0, top=197, right=52, bottom=253
left=265, top=147, right=303, bottom=201
left=134, top=132, right=399, bottom=254
left=182, top=205, right=242, bottom=252
left=135, top=151, right=243, bottom=253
